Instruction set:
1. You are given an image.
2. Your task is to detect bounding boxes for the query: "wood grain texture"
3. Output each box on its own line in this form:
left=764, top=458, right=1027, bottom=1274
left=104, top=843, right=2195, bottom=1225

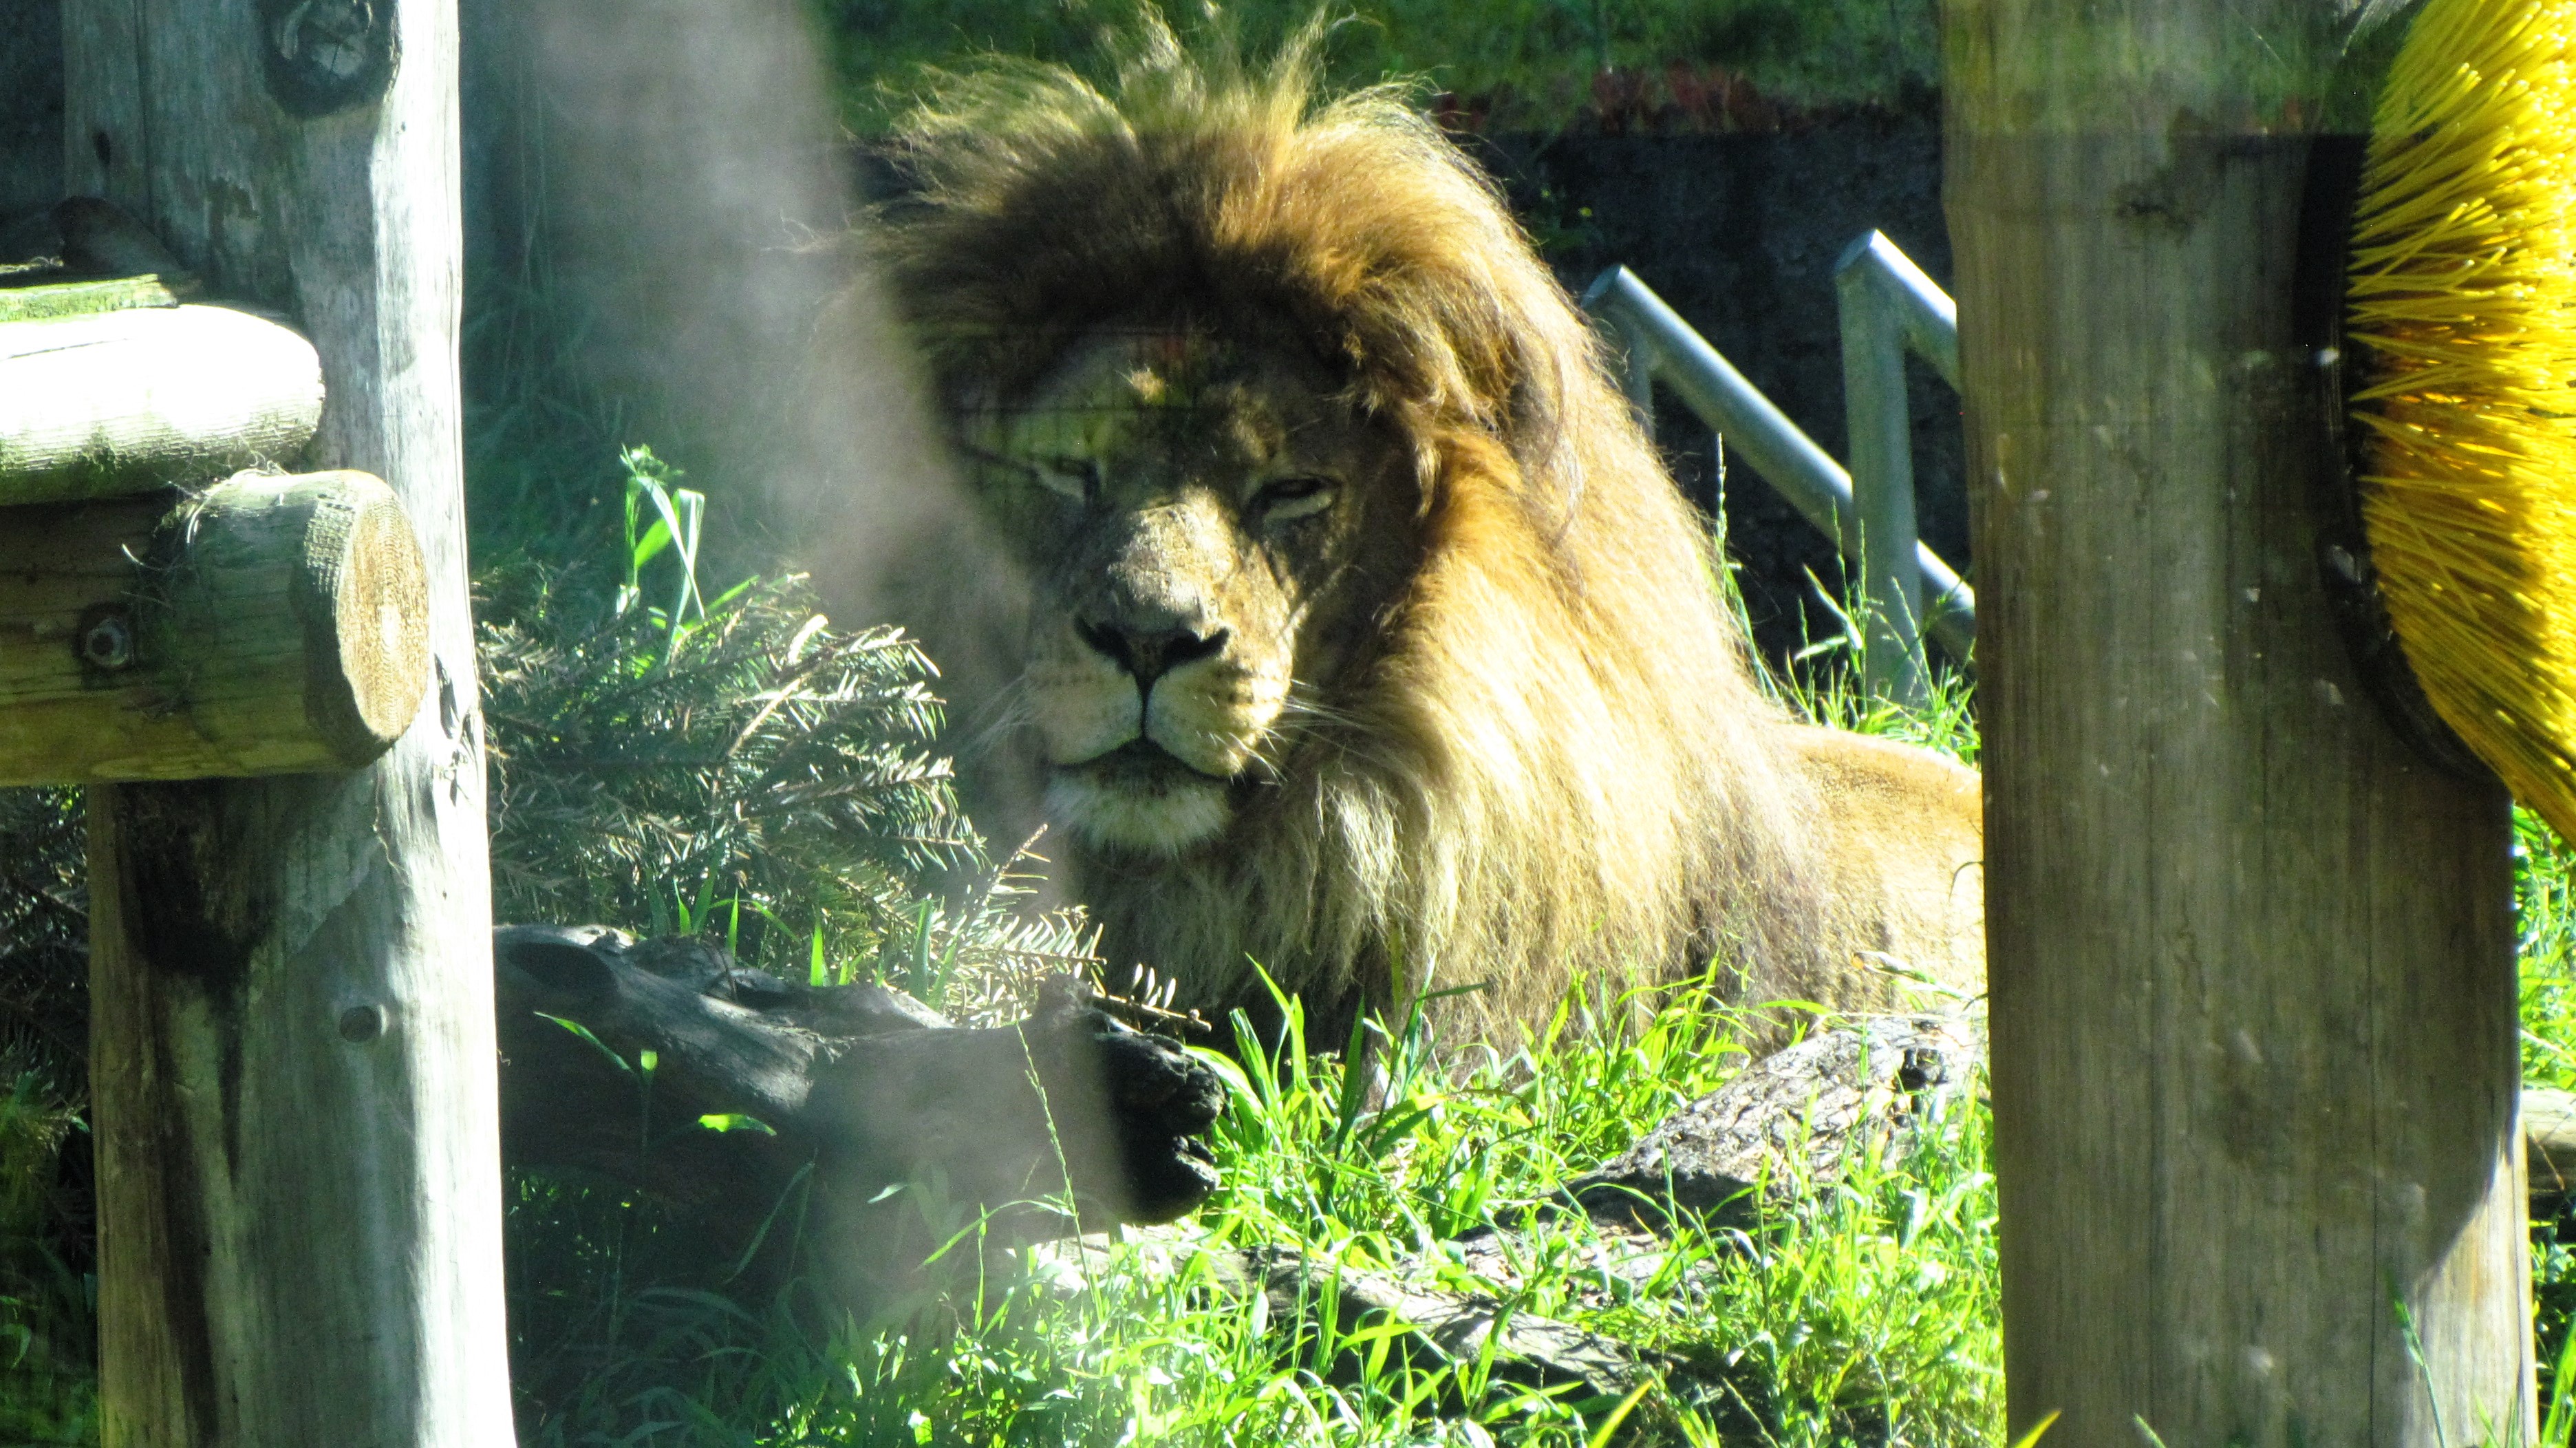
left=1946, top=3, right=2532, bottom=1443
left=64, top=0, right=513, bottom=1443
left=0, top=306, right=323, bottom=500
left=0, top=471, right=429, bottom=783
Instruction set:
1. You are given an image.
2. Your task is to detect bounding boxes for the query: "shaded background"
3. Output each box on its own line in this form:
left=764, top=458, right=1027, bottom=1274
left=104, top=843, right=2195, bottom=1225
left=443, top=0, right=1962, bottom=666
left=0, top=0, right=1959, bottom=666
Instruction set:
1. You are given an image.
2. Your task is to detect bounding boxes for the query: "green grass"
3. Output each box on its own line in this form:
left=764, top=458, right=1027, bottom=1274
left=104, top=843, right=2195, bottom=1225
left=496, top=615, right=2576, bottom=1445
left=2524, top=807, right=2576, bottom=1431
left=502, top=641, right=2008, bottom=1445
left=513, top=975, right=2003, bottom=1445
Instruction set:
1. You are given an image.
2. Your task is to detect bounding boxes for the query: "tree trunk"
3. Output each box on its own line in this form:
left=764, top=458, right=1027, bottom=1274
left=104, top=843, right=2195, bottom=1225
left=1946, top=3, right=2533, bottom=1443
left=64, top=0, right=513, bottom=1442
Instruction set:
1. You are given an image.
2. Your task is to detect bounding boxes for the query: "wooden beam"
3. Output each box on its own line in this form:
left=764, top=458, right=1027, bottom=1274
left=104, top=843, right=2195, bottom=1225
left=2531, top=1087, right=2576, bottom=1205
left=0, top=470, right=429, bottom=785
left=1947, top=3, right=2533, bottom=1444
left=0, top=304, right=322, bottom=501
left=63, top=0, right=514, bottom=1442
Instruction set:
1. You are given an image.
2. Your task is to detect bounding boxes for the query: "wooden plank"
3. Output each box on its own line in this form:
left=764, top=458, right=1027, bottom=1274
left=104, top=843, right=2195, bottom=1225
left=0, top=471, right=429, bottom=784
left=63, top=0, right=513, bottom=1443
left=0, top=305, right=322, bottom=498
left=1946, top=3, right=2533, bottom=1444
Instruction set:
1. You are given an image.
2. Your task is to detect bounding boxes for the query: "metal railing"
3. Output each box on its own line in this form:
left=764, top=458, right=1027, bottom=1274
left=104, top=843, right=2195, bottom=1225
left=1582, top=231, right=1973, bottom=702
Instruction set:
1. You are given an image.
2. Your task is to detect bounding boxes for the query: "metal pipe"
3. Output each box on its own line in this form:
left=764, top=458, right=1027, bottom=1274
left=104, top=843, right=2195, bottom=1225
left=1840, top=230, right=1960, bottom=389
left=1838, top=233, right=1929, bottom=702
left=1580, top=265, right=1975, bottom=658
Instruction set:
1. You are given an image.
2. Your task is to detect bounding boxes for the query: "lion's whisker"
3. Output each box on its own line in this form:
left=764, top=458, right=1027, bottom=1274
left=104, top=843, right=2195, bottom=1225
left=958, top=677, right=1038, bottom=759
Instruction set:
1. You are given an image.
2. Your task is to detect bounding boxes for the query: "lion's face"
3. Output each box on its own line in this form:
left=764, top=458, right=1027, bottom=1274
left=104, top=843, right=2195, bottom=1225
left=965, top=328, right=1418, bottom=856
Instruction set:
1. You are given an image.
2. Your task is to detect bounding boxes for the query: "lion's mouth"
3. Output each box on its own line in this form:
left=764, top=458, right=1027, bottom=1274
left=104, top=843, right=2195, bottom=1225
left=1045, top=738, right=1236, bottom=855
left=1063, top=737, right=1231, bottom=786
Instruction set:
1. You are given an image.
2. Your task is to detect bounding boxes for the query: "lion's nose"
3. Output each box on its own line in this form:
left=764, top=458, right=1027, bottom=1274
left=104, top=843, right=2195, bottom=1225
left=1073, top=619, right=1229, bottom=690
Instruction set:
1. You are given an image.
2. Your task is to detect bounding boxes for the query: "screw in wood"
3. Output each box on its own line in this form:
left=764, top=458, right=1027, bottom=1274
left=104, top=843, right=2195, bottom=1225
left=79, top=610, right=135, bottom=670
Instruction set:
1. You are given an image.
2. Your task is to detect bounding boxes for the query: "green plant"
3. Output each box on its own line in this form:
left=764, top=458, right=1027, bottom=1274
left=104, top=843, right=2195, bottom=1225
left=500, top=959, right=2002, bottom=1445
left=478, top=451, right=1095, bottom=1002
left=2526, top=804, right=2576, bottom=1435
left=0, top=787, right=93, bottom=1447
left=0, top=1067, right=93, bottom=1447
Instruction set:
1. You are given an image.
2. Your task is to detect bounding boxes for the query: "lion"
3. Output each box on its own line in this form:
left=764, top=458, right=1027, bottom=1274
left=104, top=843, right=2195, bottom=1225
left=863, top=22, right=1984, bottom=1051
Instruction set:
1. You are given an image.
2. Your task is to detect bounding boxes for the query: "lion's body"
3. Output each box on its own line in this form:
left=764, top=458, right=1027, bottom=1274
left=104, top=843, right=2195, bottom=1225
left=873, top=25, right=1983, bottom=1047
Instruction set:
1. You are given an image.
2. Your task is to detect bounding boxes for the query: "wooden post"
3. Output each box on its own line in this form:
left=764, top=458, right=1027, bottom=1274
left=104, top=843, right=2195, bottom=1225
left=63, top=1, right=514, bottom=1443
left=1948, top=3, right=2533, bottom=1444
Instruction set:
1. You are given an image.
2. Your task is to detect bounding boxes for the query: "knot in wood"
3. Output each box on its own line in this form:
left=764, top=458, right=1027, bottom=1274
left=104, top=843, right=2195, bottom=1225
left=259, top=0, right=398, bottom=118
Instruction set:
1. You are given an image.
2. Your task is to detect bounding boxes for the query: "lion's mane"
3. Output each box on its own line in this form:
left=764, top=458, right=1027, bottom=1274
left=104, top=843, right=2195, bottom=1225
left=877, top=23, right=1883, bottom=1042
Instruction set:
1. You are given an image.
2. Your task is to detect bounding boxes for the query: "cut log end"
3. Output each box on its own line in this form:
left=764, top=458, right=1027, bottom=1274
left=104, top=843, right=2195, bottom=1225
left=160, top=469, right=434, bottom=769
left=302, top=473, right=432, bottom=760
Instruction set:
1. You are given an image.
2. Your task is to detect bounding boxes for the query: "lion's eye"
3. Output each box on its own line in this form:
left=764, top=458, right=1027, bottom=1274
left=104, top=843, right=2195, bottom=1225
left=1254, top=476, right=1336, bottom=523
left=1037, top=457, right=1098, bottom=502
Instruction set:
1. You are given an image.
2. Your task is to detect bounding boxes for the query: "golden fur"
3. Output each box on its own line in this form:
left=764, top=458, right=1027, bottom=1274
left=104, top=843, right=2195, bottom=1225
left=874, top=23, right=1982, bottom=1046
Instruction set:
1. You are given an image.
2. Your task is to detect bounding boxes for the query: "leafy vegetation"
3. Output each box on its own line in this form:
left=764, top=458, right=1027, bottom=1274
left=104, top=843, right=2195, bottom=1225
left=0, top=789, right=92, bottom=1447
left=479, top=450, right=1099, bottom=1016
left=2524, top=811, right=2576, bottom=1427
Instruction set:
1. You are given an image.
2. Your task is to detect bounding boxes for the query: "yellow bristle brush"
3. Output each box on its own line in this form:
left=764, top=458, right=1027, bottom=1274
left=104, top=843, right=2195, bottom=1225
left=2308, top=0, right=2576, bottom=842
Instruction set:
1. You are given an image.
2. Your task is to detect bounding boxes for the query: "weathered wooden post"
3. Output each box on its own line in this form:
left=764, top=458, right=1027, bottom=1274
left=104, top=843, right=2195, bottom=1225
left=49, top=0, right=515, bottom=1442
left=1948, top=2, right=2532, bottom=1443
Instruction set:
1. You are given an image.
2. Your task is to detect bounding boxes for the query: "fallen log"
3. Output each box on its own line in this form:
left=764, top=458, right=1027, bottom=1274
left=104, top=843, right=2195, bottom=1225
left=491, top=925, right=1225, bottom=1301
left=1573, top=1014, right=2576, bottom=1225
left=1028, top=1231, right=1671, bottom=1407
left=2529, top=1087, right=2576, bottom=1209
left=1244, top=1245, right=1666, bottom=1405
left=1567, top=1012, right=1983, bottom=1228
